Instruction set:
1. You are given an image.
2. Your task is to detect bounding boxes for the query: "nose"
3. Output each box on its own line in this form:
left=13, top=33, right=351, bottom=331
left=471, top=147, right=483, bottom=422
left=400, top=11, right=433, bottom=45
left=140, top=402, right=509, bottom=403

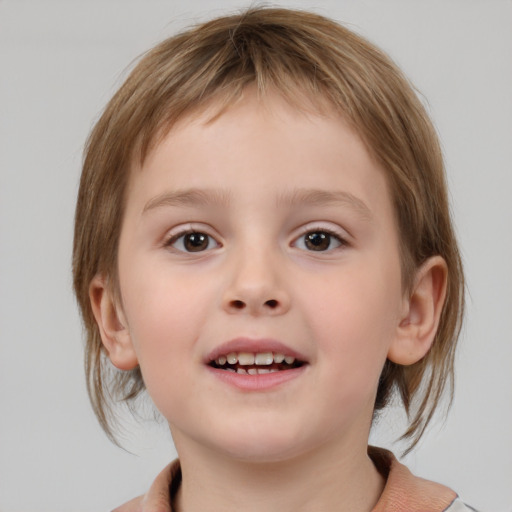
left=222, top=246, right=291, bottom=316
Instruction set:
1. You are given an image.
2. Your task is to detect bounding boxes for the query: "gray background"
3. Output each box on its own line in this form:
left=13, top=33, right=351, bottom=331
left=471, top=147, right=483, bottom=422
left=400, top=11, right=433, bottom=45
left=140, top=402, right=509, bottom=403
left=1, top=0, right=511, bottom=511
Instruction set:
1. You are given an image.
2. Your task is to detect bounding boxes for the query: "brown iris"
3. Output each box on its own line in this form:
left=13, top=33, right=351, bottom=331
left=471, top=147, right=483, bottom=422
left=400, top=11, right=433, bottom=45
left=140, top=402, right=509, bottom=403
left=183, top=232, right=209, bottom=252
left=304, top=232, right=331, bottom=251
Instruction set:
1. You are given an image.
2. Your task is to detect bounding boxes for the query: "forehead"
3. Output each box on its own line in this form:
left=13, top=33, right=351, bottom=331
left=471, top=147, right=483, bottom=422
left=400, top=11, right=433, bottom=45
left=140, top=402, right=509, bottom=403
left=125, top=90, right=393, bottom=222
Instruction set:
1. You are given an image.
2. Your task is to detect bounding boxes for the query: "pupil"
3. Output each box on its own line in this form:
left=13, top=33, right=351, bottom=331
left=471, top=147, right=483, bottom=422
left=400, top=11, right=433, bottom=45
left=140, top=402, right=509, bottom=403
left=184, top=233, right=208, bottom=252
left=306, top=232, right=330, bottom=251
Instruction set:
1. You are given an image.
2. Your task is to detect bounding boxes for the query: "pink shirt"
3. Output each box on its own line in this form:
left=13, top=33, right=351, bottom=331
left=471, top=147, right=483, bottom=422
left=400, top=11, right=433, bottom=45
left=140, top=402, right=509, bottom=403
left=113, top=447, right=476, bottom=512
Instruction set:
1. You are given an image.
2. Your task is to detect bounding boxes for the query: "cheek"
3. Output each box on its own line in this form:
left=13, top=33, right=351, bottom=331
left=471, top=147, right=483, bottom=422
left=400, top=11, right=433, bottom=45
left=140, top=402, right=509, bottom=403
left=301, top=256, right=402, bottom=392
left=118, top=264, right=217, bottom=397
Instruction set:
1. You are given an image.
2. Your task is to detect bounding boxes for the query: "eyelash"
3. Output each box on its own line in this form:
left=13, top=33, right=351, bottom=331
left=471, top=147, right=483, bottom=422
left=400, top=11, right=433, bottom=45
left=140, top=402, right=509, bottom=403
left=163, top=226, right=348, bottom=254
left=292, top=227, right=348, bottom=253
left=164, top=229, right=220, bottom=253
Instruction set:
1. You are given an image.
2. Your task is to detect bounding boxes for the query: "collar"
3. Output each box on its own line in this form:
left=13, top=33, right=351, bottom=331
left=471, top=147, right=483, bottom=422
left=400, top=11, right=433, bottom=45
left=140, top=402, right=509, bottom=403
left=368, top=446, right=457, bottom=511
left=137, top=447, right=457, bottom=512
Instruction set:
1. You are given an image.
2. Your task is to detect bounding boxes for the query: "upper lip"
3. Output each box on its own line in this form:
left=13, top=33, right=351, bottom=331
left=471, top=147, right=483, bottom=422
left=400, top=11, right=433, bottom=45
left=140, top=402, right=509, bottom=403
left=205, top=338, right=308, bottom=364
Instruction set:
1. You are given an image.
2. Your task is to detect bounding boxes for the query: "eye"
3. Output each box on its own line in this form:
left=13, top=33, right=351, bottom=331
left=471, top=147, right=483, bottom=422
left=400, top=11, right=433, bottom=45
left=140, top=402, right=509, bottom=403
left=294, top=230, right=345, bottom=252
left=167, top=231, right=219, bottom=253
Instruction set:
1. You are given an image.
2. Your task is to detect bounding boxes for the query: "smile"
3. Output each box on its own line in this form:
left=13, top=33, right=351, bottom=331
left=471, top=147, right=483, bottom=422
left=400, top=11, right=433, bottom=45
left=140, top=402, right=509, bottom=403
left=209, top=351, right=304, bottom=374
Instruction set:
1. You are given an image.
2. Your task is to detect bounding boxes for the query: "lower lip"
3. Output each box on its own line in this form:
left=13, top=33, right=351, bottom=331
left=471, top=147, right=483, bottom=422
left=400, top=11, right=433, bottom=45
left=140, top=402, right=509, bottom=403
left=206, top=365, right=307, bottom=391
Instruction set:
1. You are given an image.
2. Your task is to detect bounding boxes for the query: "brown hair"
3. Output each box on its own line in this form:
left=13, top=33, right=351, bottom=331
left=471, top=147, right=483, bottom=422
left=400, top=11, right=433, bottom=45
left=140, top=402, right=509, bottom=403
left=73, top=7, right=464, bottom=451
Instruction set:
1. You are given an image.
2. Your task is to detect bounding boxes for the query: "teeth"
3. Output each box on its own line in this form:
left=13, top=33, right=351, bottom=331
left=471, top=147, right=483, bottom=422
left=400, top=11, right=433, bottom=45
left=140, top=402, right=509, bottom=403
left=257, top=368, right=270, bottom=374
left=254, top=352, right=273, bottom=365
left=236, top=368, right=247, bottom=374
left=273, top=353, right=285, bottom=363
left=226, top=368, right=236, bottom=373
left=237, top=352, right=255, bottom=365
left=247, top=368, right=258, bottom=375
left=214, top=351, right=299, bottom=368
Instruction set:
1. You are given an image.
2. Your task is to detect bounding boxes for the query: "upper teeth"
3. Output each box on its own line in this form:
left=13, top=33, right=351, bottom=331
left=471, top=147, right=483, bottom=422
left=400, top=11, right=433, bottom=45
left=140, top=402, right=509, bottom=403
left=215, top=352, right=296, bottom=366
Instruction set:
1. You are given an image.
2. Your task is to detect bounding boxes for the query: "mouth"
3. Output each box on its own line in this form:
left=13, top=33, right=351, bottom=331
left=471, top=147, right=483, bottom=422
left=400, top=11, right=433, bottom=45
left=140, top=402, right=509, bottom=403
left=209, top=351, right=305, bottom=375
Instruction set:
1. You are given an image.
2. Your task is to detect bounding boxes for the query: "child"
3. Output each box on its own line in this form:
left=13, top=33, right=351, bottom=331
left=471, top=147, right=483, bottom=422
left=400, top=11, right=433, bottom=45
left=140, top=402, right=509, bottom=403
left=73, top=7, right=474, bottom=511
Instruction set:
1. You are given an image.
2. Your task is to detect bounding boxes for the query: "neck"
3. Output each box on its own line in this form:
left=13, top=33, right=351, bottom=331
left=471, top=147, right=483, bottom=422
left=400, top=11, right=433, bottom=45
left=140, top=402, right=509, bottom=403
left=172, top=434, right=385, bottom=512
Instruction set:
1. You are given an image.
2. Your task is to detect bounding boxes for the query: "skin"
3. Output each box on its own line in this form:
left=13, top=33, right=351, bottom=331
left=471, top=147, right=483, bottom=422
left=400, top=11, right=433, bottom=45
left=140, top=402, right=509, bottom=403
left=92, top=90, right=447, bottom=512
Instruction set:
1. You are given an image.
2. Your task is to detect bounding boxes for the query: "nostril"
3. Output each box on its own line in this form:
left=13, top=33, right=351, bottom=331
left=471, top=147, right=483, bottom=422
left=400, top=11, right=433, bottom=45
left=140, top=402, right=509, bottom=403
left=230, top=299, right=245, bottom=309
left=226, top=298, right=282, bottom=312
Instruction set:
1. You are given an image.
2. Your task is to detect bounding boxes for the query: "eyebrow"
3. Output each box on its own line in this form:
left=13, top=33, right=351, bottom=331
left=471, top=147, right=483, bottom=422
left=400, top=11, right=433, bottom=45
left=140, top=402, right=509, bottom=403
left=142, top=187, right=372, bottom=220
left=142, top=188, right=231, bottom=214
left=277, top=188, right=373, bottom=220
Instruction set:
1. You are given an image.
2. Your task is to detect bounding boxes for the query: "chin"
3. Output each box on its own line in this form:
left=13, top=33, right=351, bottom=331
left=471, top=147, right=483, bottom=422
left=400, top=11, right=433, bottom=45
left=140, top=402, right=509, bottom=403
left=169, top=407, right=344, bottom=465
left=205, top=424, right=316, bottom=464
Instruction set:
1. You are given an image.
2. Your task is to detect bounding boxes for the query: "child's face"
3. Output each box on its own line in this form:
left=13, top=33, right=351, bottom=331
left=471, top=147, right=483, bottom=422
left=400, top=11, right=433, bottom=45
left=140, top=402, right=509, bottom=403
left=111, top=91, right=407, bottom=461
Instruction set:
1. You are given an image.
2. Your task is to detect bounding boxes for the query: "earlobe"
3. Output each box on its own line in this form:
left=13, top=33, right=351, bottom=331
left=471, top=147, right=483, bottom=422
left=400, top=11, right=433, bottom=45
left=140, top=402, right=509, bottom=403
left=89, top=275, right=139, bottom=370
left=388, top=256, right=448, bottom=366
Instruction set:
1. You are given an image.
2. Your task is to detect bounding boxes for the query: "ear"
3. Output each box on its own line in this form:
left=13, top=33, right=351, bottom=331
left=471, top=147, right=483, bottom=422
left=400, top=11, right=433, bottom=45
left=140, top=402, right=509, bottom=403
left=388, top=256, right=448, bottom=366
left=89, top=275, right=139, bottom=370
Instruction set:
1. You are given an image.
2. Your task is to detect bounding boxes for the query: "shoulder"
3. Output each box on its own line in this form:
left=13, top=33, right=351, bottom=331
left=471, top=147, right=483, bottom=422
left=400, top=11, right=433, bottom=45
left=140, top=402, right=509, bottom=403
left=369, top=446, right=477, bottom=512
